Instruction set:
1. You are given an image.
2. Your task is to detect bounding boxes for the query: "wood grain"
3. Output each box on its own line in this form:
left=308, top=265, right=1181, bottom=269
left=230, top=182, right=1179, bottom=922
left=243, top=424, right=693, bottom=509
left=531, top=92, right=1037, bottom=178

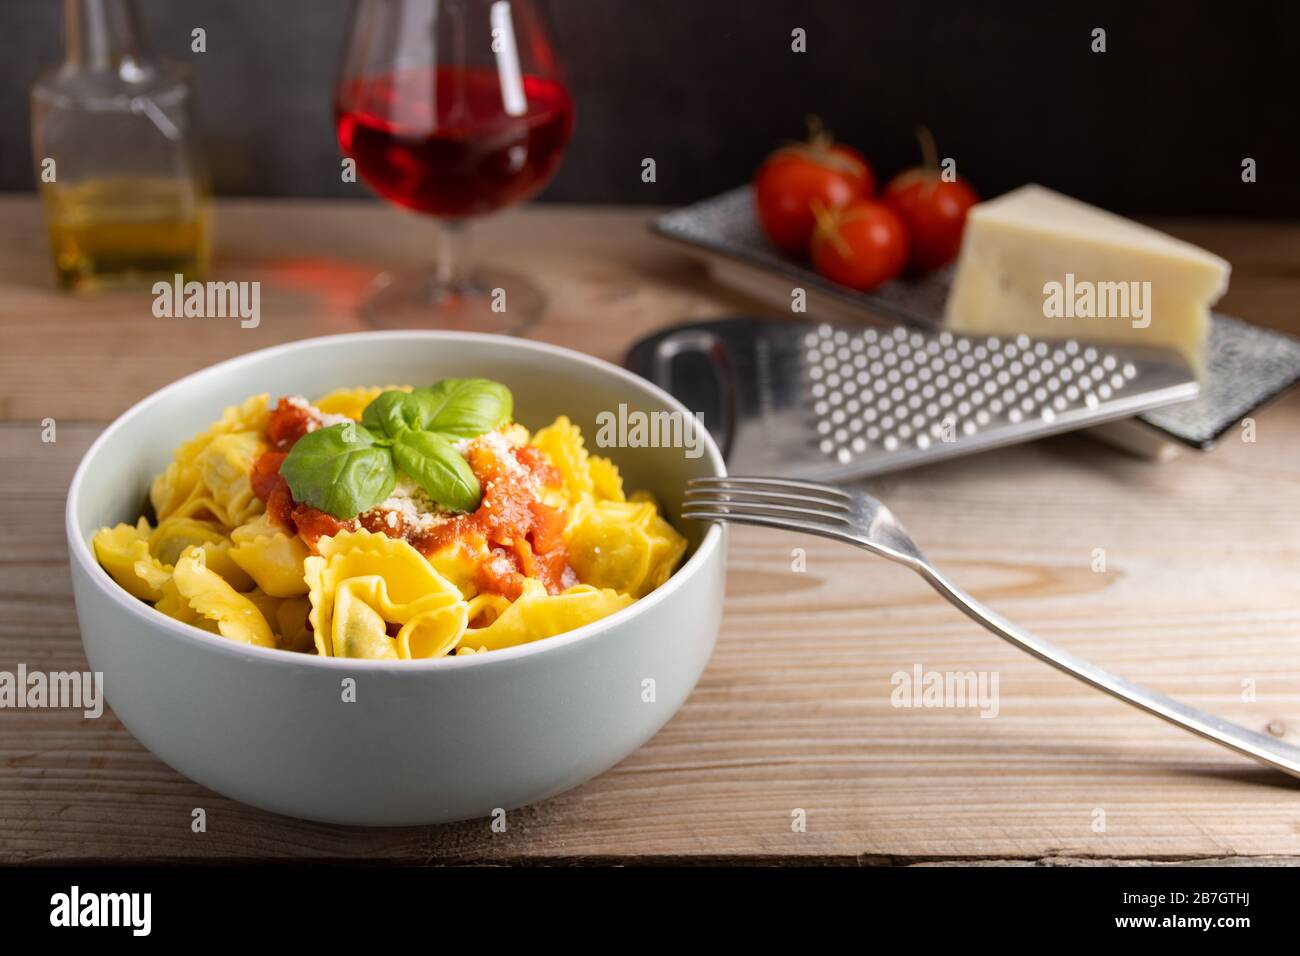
left=1, top=196, right=1299, bottom=864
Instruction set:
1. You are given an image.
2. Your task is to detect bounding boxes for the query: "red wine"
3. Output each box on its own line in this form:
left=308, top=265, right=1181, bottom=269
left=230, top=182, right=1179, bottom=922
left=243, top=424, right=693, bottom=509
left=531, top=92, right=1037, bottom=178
left=335, top=66, right=573, bottom=218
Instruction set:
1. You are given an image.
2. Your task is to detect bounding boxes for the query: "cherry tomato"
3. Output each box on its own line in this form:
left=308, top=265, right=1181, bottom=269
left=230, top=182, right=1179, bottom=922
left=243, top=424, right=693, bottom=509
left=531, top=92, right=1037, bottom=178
left=881, top=129, right=978, bottom=271
left=754, top=123, right=874, bottom=256
left=810, top=200, right=908, bottom=292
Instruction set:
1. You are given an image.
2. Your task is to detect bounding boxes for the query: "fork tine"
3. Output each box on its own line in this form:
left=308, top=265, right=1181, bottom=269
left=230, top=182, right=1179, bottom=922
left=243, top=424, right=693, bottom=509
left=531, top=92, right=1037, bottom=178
left=688, top=475, right=851, bottom=502
left=680, top=508, right=853, bottom=540
left=682, top=497, right=852, bottom=526
left=683, top=486, right=852, bottom=512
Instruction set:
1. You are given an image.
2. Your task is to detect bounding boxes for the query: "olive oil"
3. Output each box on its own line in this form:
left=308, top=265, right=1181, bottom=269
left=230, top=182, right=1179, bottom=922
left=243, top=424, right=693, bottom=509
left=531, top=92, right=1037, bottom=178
left=43, top=177, right=211, bottom=291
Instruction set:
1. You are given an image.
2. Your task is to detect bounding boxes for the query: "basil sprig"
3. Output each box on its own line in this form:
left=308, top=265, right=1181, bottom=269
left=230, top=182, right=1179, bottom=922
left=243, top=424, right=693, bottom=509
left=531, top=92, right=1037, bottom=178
left=279, top=378, right=513, bottom=519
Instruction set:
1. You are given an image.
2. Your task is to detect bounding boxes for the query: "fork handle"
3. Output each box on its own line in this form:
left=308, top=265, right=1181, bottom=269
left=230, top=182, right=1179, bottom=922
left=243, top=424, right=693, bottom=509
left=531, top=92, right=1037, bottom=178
left=913, top=561, right=1300, bottom=778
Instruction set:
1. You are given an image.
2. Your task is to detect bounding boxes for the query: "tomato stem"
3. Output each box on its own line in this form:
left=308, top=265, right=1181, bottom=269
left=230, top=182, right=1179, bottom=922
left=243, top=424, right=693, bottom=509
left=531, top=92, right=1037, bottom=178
left=806, top=114, right=829, bottom=148
left=810, top=199, right=852, bottom=258
left=915, top=125, right=939, bottom=172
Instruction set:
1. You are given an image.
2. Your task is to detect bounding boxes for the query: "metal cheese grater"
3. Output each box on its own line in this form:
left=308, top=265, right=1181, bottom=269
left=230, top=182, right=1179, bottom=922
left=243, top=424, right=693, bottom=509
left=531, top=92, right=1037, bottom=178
left=626, top=317, right=1198, bottom=480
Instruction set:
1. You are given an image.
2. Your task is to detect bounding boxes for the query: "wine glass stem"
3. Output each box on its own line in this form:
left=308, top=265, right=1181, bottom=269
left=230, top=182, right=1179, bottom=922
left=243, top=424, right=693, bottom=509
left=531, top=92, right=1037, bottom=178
left=436, top=220, right=470, bottom=290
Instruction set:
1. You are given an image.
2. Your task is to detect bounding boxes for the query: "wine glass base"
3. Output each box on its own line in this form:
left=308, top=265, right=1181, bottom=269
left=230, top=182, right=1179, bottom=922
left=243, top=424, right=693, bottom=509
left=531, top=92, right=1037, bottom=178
left=358, top=266, right=544, bottom=334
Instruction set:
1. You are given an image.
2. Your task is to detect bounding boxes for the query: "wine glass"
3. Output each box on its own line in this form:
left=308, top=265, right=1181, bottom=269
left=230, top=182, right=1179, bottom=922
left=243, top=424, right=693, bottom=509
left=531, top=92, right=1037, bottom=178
left=335, top=0, right=573, bottom=332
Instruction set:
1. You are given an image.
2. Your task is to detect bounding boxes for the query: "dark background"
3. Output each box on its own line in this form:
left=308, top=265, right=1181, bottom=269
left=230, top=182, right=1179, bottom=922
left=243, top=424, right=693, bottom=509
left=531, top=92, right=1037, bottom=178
left=3, top=0, right=1298, bottom=215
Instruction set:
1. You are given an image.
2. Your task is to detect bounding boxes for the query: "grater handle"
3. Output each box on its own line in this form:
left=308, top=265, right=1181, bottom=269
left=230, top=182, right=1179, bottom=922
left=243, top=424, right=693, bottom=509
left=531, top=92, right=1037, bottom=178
left=650, top=329, right=736, bottom=459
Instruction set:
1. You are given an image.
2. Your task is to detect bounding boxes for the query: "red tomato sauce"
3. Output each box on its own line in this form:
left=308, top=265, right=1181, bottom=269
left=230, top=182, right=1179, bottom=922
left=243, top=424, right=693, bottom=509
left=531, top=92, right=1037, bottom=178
left=253, top=399, right=358, bottom=548
left=412, top=436, right=576, bottom=599
left=266, top=398, right=315, bottom=449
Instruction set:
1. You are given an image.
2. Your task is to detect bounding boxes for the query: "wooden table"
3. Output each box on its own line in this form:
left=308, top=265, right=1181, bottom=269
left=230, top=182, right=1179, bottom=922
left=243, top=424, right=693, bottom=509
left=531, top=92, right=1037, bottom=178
left=2, top=196, right=1298, bottom=865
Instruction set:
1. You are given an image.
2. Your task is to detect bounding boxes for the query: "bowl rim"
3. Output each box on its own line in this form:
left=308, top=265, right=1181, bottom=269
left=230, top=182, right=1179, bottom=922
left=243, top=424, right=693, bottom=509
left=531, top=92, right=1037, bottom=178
left=66, top=330, right=727, bottom=671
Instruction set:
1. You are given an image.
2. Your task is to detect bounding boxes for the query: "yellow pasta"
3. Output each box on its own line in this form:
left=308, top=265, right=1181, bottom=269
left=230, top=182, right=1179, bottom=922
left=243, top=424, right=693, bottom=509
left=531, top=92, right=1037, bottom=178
left=422, top=539, right=483, bottom=599
left=95, top=384, right=690, bottom=659
left=398, top=599, right=469, bottom=660
left=228, top=513, right=311, bottom=597
left=151, top=394, right=270, bottom=525
left=329, top=580, right=400, bottom=659
left=147, top=460, right=201, bottom=526
left=564, top=499, right=686, bottom=599
left=274, top=596, right=315, bottom=654
left=150, top=516, right=254, bottom=591
left=467, top=580, right=633, bottom=652
left=176, top=393, right=270, bottom=463
left=304, top=530, right=465, bottom=658
left=313, top=385, right=412, bottom=421
left=466, top=592, right=511, bottom=627
left=171, top=548, right=275, bottom=648
left=192, top=431, right=264, bottom=527
left=628, top=491, right=688, bottom=593
left=93, top=516, right=255, bottom=601
left=155, top=577, right=218, bottom=632
left=148, top=515, right=225, bottom=567
left=93, top=518, right=170, bottom=601
left=240, top=587, right=316, bottom=654
left=587, top=454, right=626, bottom=502
left=531, top=416, right=594, bottom=505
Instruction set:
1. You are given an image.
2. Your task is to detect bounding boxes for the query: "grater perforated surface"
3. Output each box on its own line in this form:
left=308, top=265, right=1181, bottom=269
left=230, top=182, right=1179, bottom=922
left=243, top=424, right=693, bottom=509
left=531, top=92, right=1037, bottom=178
left=626, top=317, right=1200, bottom=481
left=803, top=323, right=1141, bottom=465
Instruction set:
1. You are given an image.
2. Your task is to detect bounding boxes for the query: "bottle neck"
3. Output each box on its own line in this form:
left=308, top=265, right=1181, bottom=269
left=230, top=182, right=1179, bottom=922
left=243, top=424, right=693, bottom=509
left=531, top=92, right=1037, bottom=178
left=63, top=0, right=151, bottom=75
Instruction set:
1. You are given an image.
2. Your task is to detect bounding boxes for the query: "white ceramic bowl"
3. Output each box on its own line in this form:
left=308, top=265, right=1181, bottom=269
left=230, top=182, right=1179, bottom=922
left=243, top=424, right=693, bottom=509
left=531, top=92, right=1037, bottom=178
left=66, top=332, right=726, bottom=825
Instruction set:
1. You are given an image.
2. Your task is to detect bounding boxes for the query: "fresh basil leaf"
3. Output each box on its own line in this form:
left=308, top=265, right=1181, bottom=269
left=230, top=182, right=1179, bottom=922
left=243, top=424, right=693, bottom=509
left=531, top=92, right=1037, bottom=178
left=392, top=430, right=481, bottom=513
left=279, top=423, right=397, bottom=519
left=417, top=378, right=514, bottom=439
left=361, top=389, right=435, bottom=439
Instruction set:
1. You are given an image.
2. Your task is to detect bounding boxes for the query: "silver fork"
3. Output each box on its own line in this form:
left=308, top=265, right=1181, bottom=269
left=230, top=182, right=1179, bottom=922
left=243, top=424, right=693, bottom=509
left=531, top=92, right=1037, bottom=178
left=683, top=475, right=1300, bottom=779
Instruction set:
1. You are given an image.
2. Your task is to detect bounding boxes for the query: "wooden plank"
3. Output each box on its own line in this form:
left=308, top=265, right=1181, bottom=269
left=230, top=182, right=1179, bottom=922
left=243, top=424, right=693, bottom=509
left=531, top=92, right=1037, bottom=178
left=0, top=197, right=754, bottom=423
left=1, top=198, right=1299, bottom=863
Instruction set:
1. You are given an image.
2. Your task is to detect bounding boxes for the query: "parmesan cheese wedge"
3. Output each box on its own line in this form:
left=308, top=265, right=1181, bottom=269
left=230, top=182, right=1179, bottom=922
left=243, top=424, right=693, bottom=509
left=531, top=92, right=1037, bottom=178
left=943, top=185, right=1230, bottom=371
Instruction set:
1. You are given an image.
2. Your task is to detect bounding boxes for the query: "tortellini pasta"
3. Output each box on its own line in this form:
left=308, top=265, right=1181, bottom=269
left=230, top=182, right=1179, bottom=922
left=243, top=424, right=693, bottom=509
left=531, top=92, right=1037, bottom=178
left=150, top=396, right=268, bottom=528
left=169, top=547, right=275, bottom=648
left=93, top=518, right=170, bottom=602
left=93, top=392, right=689, bottom=660
left=304, top=530, right=467, bottom=660
left=228, top=513, right=311, bottom=597
left=469, top=580, right=633, bottom=651
left=565, top=499, right=686, bottom=599
left=94, top=515, right=252, bottom=601
left=532, top=416, right=599, bottom=505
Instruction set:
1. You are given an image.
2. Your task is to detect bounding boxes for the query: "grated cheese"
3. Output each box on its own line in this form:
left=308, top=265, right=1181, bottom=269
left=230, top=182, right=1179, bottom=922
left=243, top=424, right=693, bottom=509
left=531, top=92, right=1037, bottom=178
left=358, top=427, right=530, bottom=537
left=474, top=429, right=532, bottom=483
left=369, top=473, right=454, bottom=535
left=283, top=394, right=351, bottom=433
